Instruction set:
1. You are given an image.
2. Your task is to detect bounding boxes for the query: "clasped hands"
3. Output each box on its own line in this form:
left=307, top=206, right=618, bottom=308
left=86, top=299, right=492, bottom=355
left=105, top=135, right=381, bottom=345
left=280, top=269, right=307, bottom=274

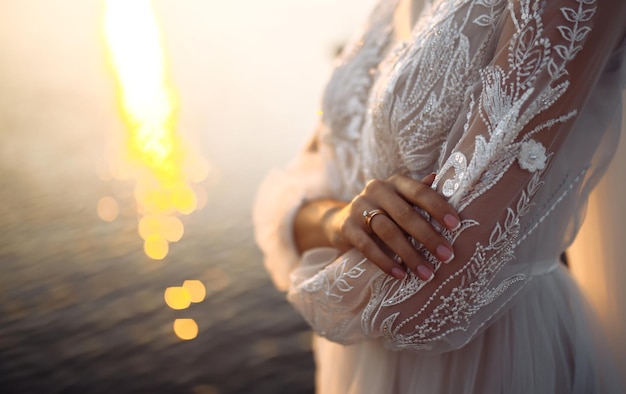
left=296, top=173, right=460, bottom=282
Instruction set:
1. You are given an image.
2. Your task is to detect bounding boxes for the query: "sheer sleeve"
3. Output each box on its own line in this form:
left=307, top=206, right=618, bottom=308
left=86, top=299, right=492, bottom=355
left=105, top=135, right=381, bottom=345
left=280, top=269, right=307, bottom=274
left=285, top=0, right=626, bottom=352
left=253, top=129, right=339, bottom=291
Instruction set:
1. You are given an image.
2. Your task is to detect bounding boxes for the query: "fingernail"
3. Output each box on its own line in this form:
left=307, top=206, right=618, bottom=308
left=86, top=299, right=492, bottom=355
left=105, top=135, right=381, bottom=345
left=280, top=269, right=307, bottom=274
left=436, top=245, right=454, bottom=264
left=417, top=265, right=434, bottom=282
left=443, top=214, right=460, bottom=230
left=391, top=267, right=407, bottom=279
left=423, top=172, right=437, bottom=184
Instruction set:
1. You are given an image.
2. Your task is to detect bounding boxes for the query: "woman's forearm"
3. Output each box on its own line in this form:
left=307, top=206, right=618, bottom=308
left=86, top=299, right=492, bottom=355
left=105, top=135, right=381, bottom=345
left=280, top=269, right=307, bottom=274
left=293, top=199, right=348, bottom=253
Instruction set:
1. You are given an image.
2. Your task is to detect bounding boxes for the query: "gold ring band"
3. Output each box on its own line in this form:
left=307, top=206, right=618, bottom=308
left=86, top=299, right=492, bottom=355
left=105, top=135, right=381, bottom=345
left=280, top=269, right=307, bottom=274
left=363, top=209, right=387, bottom=230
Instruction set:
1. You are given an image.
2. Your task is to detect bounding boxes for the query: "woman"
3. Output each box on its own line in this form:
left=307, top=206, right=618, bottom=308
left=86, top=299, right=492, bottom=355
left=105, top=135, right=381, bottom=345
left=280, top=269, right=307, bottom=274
left=254, top=0, right=626, bottom=392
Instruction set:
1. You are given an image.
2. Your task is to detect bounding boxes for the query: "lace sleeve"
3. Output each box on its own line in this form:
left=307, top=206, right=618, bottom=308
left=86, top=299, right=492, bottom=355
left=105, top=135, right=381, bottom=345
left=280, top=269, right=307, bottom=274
left=253, top=129, right=338, bottom=291
left=286, top=0, right=626, bottom=352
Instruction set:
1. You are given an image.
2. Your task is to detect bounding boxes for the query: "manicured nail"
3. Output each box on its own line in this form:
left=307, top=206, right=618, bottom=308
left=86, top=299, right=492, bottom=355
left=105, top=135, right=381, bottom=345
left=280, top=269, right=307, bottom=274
left=417, top=265, right=434, bottom=282
left=391, top=267, right=407, bottom=279
left=423, top=172, right=437, bottom=185
left=443, top=214, right=460, bottom=230
left=436, top=245, right=454, bottom=264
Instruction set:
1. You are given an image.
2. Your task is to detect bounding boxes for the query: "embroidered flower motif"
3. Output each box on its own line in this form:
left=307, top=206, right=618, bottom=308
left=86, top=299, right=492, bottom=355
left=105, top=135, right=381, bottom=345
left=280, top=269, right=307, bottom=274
left=442, top=152, right=468, bottom=197
left=518, top=140, right=547, bottom=172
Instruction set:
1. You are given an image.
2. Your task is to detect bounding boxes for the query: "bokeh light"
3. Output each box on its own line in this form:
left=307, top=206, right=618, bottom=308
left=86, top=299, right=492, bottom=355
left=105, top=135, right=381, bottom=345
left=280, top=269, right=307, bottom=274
left=101, top=0, right=208, bottom=259
left=97, top=196, right=119, bottom=222
left=164, top=286, right=191, bottom=310
left=139, top=215, right=184, bottom=243
left=173, top=318, right=198, bottom=340
left=144, top=235, right=169, bottom=260
left=182, top=280, right=206, bottom=303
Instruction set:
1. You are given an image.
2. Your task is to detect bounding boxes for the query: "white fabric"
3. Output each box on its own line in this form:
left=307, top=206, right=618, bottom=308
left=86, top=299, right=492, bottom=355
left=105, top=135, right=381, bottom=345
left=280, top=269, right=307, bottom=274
left=313, top=266, right=616, bottom=394
left=253, top=144, right=335, bottom=291
left=254, top=0, right=626, bottom=392
left=568, top=95, right=626, bottom=377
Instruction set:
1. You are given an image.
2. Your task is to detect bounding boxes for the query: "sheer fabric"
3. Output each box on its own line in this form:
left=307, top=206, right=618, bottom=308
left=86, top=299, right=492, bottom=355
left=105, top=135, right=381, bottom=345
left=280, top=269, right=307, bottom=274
left=568, top=114, right=626, bottom=377
left=254, top=0, right=626, bottom=392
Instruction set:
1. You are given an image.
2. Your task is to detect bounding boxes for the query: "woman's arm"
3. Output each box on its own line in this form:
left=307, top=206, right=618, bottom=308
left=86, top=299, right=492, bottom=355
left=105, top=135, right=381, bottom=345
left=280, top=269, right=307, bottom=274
left=294, top=198, right=346, bottom=253
left=294, top=173, right=460, bottom=281
left=285, top=0, right=626, bottom=351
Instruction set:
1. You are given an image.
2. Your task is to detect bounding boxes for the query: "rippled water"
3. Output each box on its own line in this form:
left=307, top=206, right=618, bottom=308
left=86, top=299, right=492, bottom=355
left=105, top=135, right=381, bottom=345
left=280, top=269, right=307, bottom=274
left=0, top=44, right=316, bottom=390
left=0, top=1, right=383, bottom=392
left=0, top=126, right=315, bottom=393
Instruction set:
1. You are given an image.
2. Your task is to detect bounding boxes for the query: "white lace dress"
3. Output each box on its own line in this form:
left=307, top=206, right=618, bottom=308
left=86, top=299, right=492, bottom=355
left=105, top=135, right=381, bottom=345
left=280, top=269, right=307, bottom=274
left=254, top=0, right=626, bottom=392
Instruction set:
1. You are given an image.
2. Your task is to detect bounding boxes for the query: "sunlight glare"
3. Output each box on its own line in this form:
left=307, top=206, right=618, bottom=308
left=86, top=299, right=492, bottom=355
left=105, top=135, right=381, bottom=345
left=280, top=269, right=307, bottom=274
left=182, top=280, right=206, bottom=303
left=164, top=286, right=192, bottom=310
left=102, top=0, right=208, bottom=259
left=173, top=318, right=198, bottom=340
left=97, top=196, right=119, bottom=222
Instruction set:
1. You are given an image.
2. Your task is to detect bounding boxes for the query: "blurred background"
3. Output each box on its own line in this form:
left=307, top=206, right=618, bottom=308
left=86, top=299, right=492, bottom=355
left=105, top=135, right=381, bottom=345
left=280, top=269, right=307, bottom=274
left=0, top=0, right=375, bottom=393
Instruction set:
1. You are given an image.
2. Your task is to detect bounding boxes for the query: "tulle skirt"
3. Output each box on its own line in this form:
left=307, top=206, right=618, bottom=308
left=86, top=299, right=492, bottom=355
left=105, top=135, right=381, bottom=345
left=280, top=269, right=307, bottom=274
left=313, top=266, right=622, bottom=394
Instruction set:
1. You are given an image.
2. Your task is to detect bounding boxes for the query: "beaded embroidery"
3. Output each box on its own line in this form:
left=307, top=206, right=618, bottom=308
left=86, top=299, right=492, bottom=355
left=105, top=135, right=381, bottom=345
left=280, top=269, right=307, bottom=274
left=290, top=0, right=600, bottom=350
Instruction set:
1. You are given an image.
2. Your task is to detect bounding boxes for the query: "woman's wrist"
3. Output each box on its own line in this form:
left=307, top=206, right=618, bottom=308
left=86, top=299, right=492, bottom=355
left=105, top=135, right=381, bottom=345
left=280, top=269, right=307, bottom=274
left=322, top=205, right=348, bottom=251
left=294, top=199, right=347, bottom=253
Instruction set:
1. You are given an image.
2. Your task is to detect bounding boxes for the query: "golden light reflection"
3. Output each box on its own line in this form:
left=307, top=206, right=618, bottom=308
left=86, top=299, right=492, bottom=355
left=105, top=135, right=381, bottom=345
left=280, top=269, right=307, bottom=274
left=97, top=196, right=119, bottom=222
left=165, top=281, right=205, bottom=341
left=182, top=280, right=206, bottom=303
left=173, top=318, right=199, bottom=340
left=102, top=0, right=208, bottom=259
left=144, top=235, right=169, bottom=260
left=139, top=215, right=184, bottom=243
left=164, top=286, right=191, bottom=310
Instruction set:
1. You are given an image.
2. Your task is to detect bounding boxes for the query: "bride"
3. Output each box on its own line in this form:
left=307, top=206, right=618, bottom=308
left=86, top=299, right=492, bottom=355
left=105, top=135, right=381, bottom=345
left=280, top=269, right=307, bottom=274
left=254, top=0, right=626, bottom=392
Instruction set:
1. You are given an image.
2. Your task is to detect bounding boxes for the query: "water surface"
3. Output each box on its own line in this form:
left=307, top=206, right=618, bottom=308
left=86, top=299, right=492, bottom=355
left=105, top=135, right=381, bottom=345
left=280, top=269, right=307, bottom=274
left=0, top=1, right=376, bottom=392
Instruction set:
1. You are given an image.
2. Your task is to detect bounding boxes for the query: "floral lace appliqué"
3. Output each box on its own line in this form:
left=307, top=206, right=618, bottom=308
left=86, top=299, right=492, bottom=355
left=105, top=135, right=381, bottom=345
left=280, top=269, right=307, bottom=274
left=440, top=152, right=468, bottom=197
left=517, top=139, right=547, bottom=172
left=290, top=0, right=601, bottom=352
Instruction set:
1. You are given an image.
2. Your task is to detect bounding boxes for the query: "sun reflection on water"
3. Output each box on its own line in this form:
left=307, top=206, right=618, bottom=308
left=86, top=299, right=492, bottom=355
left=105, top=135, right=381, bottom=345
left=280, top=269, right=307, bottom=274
left=173, top=319, right=199, bottom=341
left=101, top=0, right=208, bottom=340
left=101, top=0, right=208, bottom=260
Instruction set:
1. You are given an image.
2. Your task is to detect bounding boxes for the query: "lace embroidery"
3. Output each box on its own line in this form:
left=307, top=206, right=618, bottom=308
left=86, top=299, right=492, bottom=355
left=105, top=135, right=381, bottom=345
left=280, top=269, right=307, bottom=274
left=440, top=152, right=468, bottom=197
left=516, top=166, right=589, bottom=246
left=451, top=111, right=575, bottom=212
left=517, top=139, right=547, bottom=172
left=298, top=255, right=368, bottom=338
left=439, top=0, right=592, bottom=208
left=549, top=0, right=596, bottom=79
left=372, top=0, right=596, bottom=349
left=365, top=0, right=508, bottom=182
left=368, top=167, right=545, bottom=350
left=410, top=208, right=480, bottom=272
left=321, top=0, right=399, bottom=199
left=291, top=0, right=601, bottom=349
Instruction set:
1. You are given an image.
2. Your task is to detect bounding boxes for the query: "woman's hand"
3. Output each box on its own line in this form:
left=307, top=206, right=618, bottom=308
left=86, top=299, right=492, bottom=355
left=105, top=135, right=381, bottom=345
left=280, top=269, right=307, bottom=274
left=324, top=173, right=460, bottom=281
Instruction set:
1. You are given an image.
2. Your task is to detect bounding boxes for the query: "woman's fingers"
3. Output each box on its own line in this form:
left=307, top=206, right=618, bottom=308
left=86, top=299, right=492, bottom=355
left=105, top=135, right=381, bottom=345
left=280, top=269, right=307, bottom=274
left=384, top=200, right=455, bottom=263
left=340, top=200, right=434, bottom=281
left=366, top=213, right=434, bottom=281
left=338, top=173, right=460, bottom=280
left=391, top=174, right=460, bottom=231
left=342, top=222, right=407, bottom=279
left=346, top=220, right=436, bottom=281
left=363, top=177, right=456, bottom=265
left=421, top=172, right=437, bottom=186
